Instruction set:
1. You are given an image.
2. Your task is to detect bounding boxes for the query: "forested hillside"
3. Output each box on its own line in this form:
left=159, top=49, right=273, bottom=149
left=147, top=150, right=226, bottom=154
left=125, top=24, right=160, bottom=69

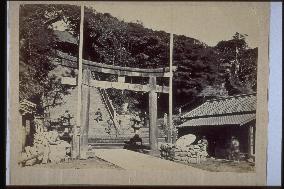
left=82, top=7, right=258, bottom=113
left=19, top=5, right=258, bottom=116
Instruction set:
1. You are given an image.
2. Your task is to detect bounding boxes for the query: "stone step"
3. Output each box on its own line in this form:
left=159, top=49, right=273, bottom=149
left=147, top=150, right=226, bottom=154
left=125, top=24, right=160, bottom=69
left=89, top=142, right=151, bottom=149
left=88, top=138, right=130, bottom=144
left=89, top=137, right=149, bottom=142
left=88, top=137, right=166, bottom=144
left=90, top=142, right=126, bottom=147
left=90, top=145, right=124, bottom=149
left=88, top=132, right=165, bottom=139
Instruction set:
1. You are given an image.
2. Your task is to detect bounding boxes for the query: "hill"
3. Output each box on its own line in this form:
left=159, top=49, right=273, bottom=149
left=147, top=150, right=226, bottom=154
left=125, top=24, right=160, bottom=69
left=82, top=7, right=257, bottom=114
left=19, top=5, right=258, bottom=116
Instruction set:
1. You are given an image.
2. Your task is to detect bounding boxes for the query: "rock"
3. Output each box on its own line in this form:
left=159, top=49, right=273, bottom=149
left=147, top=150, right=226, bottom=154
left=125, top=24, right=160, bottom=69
left=200, top=151, right=208, bottom=157
left=190, top=158, right=197, bottom=164
left=179, top=153, right=187, bottom=157
left=175, top=156, right=182, bottom=161
left=25, top=158, right=37, bottom=166
left=175, top=134, right=196, bottom=149
left=193, top=145, right=200, bottom=149
left=247, top=157, right=254, bottom=163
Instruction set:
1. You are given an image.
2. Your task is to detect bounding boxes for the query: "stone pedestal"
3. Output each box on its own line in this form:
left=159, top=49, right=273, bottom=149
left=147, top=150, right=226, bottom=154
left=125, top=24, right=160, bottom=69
left=148, top=149, right=160, bottom=157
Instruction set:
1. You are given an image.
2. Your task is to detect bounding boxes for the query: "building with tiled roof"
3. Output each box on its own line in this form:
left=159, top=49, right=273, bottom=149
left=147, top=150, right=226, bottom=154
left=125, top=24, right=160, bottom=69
left=54, top=30, right=78, bottom=45
left=53, top=30, right=79, bottom=57
left=177, top=93, right=256, bottom=160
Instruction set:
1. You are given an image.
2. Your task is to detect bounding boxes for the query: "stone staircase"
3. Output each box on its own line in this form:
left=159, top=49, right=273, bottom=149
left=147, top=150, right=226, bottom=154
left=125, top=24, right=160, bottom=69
left=87, top=87, right=166, bottom=149
left=88, top=87, right=113, bottom=138
left=88, top=126, right=166, bottom=149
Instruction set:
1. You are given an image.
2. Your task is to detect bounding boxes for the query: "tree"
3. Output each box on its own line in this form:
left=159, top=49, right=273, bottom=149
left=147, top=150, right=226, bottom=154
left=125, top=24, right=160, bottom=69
left=19, top=4, right=80, bottom=114
left=172, top=34, right=220, bottom=108
left=215, top=32, right=257, bottom=95
left=83, top=7, right=170, bottom=69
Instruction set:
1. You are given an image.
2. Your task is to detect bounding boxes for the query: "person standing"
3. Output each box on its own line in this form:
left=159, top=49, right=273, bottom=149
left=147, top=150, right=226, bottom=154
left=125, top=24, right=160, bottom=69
left=229, top=136, right=240, bottom=162
left=105, top=119, right=114, bottom=136
left=62, top=110, right=72, bottom=126
left=178, top=108, right=182, bottom=116
left=197, top=136, right=209, bottom=161
left=198, top=136, right=209, bottom=150
left=94, top=108, right=103, bottom=123
left=143, top=111, right=149, bottom=128
left=163, top=113, right=168, bottom=128
left=131, top=112, right=141, bottom=135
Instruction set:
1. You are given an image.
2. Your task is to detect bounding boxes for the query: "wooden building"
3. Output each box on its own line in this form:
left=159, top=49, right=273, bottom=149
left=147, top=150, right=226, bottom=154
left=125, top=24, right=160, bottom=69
left=177, top=93, right=256, bottom=160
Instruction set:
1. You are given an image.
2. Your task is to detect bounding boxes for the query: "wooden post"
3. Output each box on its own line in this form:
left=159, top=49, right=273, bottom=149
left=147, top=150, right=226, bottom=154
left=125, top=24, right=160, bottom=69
left=168, top=33, right=174, bottom=143
left=25, top=119, right=31, bottom=146
left=248, top=125, right=255, bottom=157
left=149, top=77, right=158, bottom=154
left=19, top=112, right=25, bottom=152
left=80, top=69, right=91, bottom=159
left=74, top=5, right=85, bottom=159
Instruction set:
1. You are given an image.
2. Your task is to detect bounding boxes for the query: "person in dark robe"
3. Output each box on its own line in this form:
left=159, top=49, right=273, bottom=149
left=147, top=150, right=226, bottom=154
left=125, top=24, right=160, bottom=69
left=94, top=108, right=103, bottom=123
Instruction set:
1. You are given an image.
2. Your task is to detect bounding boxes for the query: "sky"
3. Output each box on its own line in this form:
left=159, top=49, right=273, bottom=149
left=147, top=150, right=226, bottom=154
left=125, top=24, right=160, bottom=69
left=87, top=2, right=263, bottom=48
left=53, top=2, right=263, bottom=48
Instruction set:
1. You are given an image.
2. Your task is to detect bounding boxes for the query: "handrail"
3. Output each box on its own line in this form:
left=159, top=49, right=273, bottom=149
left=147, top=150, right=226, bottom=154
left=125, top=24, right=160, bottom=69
left=93, top=74, right=120, bottom=132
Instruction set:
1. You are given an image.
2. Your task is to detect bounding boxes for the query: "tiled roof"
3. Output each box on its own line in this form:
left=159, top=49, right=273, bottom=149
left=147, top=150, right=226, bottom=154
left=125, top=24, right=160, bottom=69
left=181, top=93, right=256, bottom=119
left=54, top=30, right=78, bottom=45
left=177, top=113, right=255, bottom=127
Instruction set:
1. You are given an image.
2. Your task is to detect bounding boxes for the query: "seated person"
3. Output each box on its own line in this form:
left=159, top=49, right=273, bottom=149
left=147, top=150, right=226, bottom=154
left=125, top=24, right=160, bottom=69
left=130, top=134, right=142, bottom=144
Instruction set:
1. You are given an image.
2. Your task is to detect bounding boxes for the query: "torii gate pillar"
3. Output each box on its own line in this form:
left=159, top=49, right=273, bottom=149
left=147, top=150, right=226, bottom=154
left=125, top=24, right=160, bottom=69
left=149, top=77, right=159, bottom=155
left=80, top=68, right=91, bottom=159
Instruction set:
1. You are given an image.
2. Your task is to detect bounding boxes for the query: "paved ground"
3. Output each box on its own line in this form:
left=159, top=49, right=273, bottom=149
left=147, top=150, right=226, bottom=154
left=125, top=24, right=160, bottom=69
left=95, top=149, right=207, bottom=172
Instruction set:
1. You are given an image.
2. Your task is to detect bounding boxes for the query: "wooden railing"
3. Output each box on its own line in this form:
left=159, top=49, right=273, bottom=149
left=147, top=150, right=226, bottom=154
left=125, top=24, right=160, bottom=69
left=93, top=74, right=120, bottom=131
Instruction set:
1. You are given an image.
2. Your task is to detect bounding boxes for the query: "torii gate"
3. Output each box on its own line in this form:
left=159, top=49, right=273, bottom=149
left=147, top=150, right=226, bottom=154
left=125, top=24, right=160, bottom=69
left=62, top=6, right=175, bottom=159
left=60, top=54, right=175, bottom=158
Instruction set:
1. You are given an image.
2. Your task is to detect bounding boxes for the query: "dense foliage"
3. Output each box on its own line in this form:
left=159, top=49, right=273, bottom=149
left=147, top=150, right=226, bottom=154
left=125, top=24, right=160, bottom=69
left=84, top=7, right=170, bottom=69
left=82, top=8, right=257, bottom=111
left=19, top=4, right=80, bottom=114
left=19, top=5, right=258, bottom=116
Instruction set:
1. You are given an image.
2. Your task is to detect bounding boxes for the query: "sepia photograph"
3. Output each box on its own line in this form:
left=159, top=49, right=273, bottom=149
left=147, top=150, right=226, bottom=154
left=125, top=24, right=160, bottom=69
left=8, top=1, right=270, bottom=185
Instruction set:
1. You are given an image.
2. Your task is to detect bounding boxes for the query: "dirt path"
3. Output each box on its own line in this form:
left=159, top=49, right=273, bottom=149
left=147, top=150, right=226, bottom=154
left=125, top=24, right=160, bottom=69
left=177, top=158, right=255, bottom=172
left=95, top=149, right=207, bottom=172
left=31, top=157, right=123, bottom=170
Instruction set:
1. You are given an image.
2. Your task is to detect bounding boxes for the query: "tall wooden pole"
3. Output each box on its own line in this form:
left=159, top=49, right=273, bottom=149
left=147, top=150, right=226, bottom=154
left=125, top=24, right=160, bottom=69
left=73, top=5, right=84, bottom=159
left=168, top=33, right=173, bottom=143
left=149, top=77, right=158, bottom=154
